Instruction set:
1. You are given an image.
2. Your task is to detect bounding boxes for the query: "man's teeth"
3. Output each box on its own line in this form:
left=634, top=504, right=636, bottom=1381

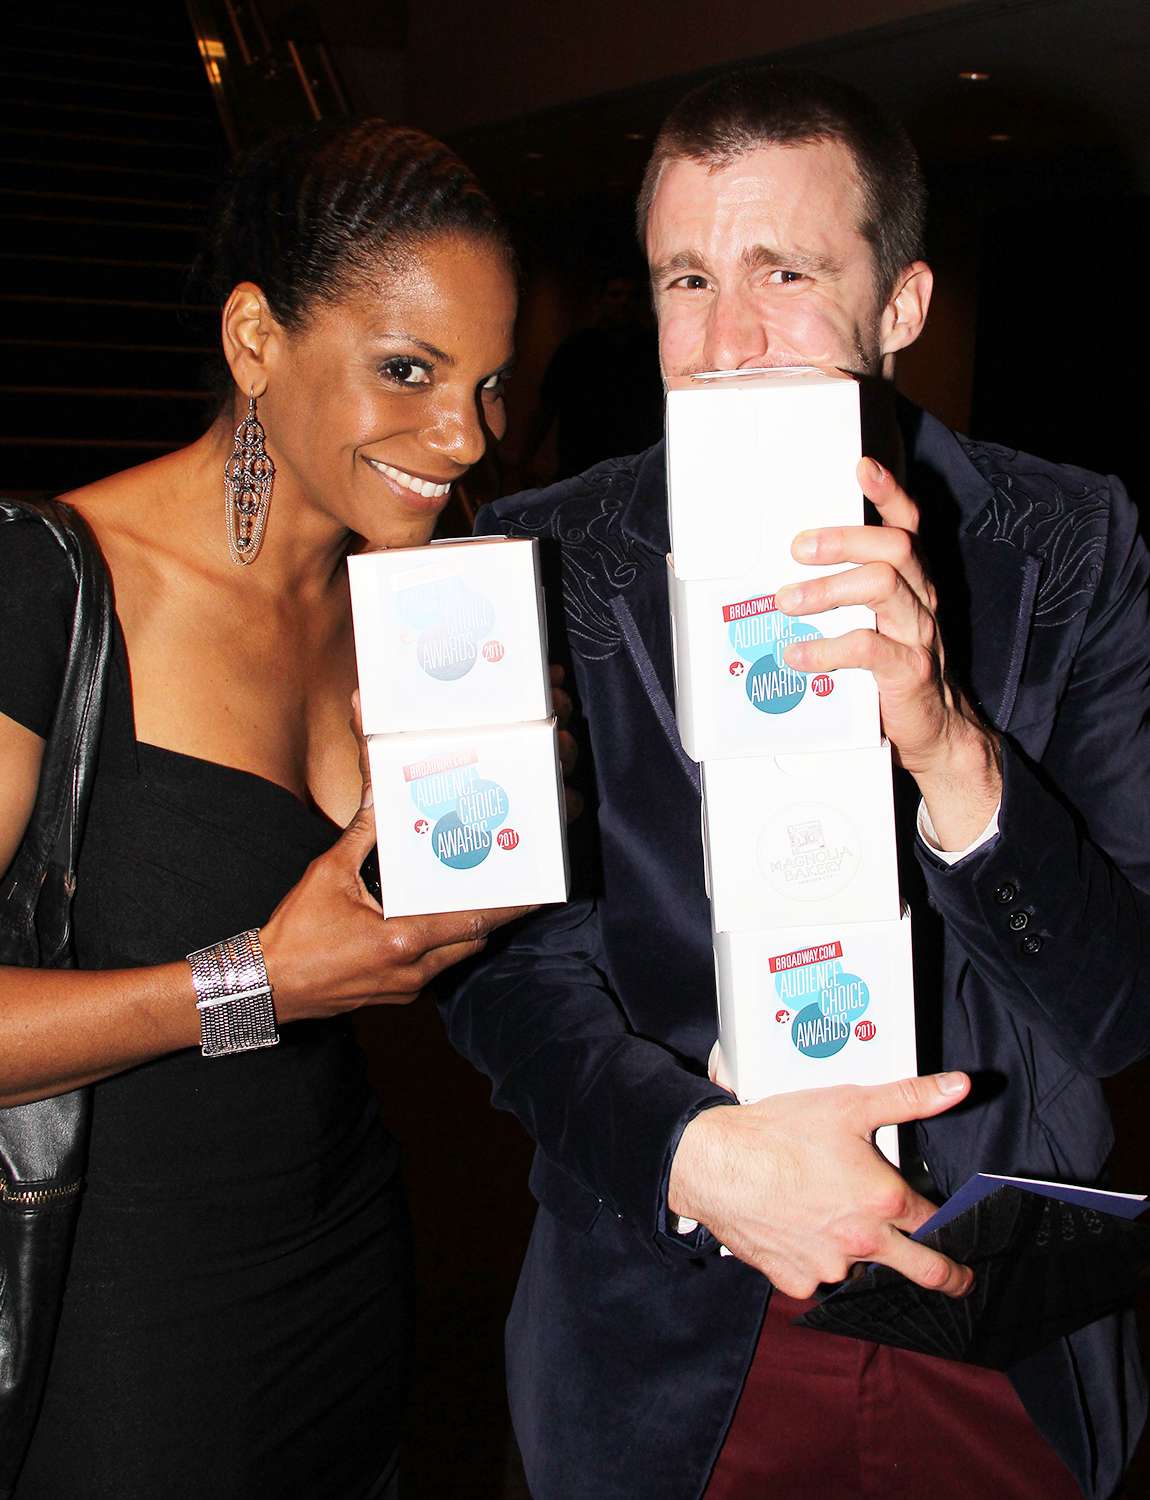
left=368, top=459, right=451, bottom=498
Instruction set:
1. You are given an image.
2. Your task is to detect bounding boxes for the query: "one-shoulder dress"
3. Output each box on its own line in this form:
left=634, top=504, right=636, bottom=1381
left=1, top=515, right=413, bottom=1499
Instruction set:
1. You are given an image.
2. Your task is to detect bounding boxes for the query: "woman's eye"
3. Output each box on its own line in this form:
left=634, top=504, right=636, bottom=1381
left=481, top=372, right=508, bottom=396
left=381, top=357, right=432, bottom=386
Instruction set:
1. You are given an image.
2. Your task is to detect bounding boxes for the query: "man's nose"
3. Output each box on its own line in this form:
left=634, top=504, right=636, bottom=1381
left=701, top=286, right=768, bottom=372
left=421, top=396, right=487, bottom=469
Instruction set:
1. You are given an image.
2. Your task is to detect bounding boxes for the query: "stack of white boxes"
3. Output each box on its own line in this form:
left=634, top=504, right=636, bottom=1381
left=666, top=367, right=915, bottom=1164
left=347, top=537, right=569, bottom=918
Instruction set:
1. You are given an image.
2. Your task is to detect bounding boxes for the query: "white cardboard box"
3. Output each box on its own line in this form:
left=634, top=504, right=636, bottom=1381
left=714, top=912, right=916, bottom=1164
left=665, top=365, right=866, bottom=582
left=348, top=537, right=551, bottom=735
left=668, top=561, right=879, bottom=760
left=664, top=366, right=879, bottom=758
left=367, top=718, right=569, bottom=917
left=702, top=743, right=900, bottom=931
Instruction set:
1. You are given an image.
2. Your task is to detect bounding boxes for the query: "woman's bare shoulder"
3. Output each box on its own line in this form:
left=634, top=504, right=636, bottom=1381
left=61, top=448, right=185, bottom=538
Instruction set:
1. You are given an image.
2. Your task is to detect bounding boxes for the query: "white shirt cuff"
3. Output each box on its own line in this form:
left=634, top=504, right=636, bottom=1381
left=916, top=799, right=1001, bottom=865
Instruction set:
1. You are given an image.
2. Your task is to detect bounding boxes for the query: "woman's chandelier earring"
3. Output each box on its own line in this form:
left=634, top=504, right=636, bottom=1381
left=224, top=389, right=275, bottom=565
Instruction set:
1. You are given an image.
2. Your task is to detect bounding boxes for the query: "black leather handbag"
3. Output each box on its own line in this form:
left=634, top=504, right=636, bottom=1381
left=0, top=499, right=113, bottom=1497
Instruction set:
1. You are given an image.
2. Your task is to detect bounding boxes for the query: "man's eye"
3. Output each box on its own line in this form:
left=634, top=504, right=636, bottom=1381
left=381, top=357, right=432, bottom=386
left=767, top=269, right=805, bottom=285
left=669, top=274, right=710, bottom=292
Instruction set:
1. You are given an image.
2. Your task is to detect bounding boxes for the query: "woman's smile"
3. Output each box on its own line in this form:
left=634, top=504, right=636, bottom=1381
left=362, top=455, right=454, bottom=502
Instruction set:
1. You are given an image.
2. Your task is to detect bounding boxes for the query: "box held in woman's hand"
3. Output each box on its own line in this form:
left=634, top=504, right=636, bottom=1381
left=348, top=537, right=550, bottom=734
left=367, top=719, right=569, bottom=916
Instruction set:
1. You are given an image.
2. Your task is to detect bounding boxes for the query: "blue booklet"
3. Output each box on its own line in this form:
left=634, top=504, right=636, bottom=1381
left=798, top=1174, right=1150, bottom=1367
left=914, top=1173, right=1147, bottom=1240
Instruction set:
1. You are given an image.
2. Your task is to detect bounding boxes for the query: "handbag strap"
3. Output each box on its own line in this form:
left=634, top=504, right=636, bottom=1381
left=0, top=499, right=114, bottom=967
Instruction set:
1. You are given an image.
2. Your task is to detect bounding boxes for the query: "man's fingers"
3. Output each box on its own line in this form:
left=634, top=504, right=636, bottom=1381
left=777, top=559, right=931, bottom=633
left=788, top=525, right=933, bottom=611
left=858, top=456, right=921, bottom=534
left=852, top=1071, right=970, bottom=1132
left=879, top=1230, right=974, bottom=1299
left=782, top=627, right=933, bottom=690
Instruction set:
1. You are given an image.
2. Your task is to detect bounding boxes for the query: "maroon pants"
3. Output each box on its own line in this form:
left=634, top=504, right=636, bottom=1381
left=704, top=1292, right=1082, bottom=1499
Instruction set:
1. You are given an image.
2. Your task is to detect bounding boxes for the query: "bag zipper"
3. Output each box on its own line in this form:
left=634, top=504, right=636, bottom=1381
left=0, top=1173, right=82, bottom=1206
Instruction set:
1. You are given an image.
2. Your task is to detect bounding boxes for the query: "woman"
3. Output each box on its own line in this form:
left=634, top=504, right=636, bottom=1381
left=0, top=121, right=522, bottom=1498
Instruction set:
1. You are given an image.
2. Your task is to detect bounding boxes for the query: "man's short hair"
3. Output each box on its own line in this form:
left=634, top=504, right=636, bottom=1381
left=637, top=66, right=926, bottom=303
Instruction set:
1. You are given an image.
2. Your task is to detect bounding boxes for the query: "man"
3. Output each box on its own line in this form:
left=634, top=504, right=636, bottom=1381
left=442, top=67, right=1150, bottom=1498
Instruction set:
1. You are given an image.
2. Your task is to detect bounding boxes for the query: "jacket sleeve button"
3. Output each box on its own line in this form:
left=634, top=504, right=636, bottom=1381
left=1021, top=933, right=1044, bottom=956
left=1008, top=911, right=1030, bottom=931
left=994, top=882, right=1018, bottom=904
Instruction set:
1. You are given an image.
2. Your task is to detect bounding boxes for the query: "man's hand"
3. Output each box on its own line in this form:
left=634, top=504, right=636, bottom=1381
left=774, top=457, right=1001, bottom=851
left=668, top=1072, right=974, bottom=1298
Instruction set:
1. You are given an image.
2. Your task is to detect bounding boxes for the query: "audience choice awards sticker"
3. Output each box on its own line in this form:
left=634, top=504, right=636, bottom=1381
left=403, top=750, right=513, bottom=871
left=769, top=940, right=872, bottom=1060
left=722, top=593, right=822, bottom=715
left=758, top=801, right=861, bottom=903
left=396, top=573, right=500, bottom=683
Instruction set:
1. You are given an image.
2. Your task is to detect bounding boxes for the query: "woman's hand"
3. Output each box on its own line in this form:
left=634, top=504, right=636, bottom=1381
left=260, top=697, right=532, bottom=1020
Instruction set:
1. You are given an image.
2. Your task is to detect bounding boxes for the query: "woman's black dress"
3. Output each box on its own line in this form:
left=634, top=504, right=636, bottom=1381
left=1, top=520, right=413, bottom=1499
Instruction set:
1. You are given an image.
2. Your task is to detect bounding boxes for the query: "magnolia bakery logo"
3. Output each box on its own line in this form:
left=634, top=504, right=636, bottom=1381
left=757, top=802, right=860, bottom=901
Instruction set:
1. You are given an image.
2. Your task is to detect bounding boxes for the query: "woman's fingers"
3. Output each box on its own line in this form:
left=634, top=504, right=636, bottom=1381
left=366, top=904, right=535, bottom=999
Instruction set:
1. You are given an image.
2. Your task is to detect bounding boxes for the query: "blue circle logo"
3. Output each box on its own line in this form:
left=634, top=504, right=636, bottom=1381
left=791, top=1000, right=851, bottom=1058
left=818, top=971, right=869, bottom=1026
left=747, top=653, right=807, bottom=714
left=429, top=776, right=510, bottom=870
left=431, top=810, right=492, bottom=869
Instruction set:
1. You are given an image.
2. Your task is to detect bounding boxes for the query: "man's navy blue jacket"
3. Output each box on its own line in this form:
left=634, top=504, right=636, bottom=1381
left=441, top=405, right=1150, bottom=1499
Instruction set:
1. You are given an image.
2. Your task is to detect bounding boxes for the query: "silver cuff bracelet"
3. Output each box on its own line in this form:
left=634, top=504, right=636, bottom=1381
left=186, top=928, right=279, bottom=1058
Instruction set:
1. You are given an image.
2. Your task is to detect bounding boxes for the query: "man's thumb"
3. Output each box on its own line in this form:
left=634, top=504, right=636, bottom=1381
left=861, top=1071, right=970, bottom=1130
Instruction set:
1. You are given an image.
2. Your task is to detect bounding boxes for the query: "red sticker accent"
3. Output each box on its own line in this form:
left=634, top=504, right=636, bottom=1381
left=722, top=594, right=777, bottom=623
left=403, top=750, right=479, bottom=782
left=482, top=640, right=505, bottom=663
left=413, top=819, right=430, bottom=835
left=811, top=674, right=834, bottom=697
left=855, top=1020, right=877, bottom=1042
left=496, top=828, right=520, bottom=851
left=768, top=941, right=843, bottom=974
left=775, top=1008, right=791, bottom=1025
left=728, top=660, right=746, bottom=677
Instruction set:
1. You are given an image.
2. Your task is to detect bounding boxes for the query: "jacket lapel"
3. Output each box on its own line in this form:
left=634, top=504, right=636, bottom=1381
left=613, top=444, right=702, bottom=792
left=953, top=533, right=1042, bottom=729
left=611, top=578, right=702, bottom=795
left=905, top=406, right=1043, bottom=732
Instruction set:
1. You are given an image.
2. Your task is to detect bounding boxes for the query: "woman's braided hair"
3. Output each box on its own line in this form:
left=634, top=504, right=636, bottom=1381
left=196, top=119, right=514, bottom=329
